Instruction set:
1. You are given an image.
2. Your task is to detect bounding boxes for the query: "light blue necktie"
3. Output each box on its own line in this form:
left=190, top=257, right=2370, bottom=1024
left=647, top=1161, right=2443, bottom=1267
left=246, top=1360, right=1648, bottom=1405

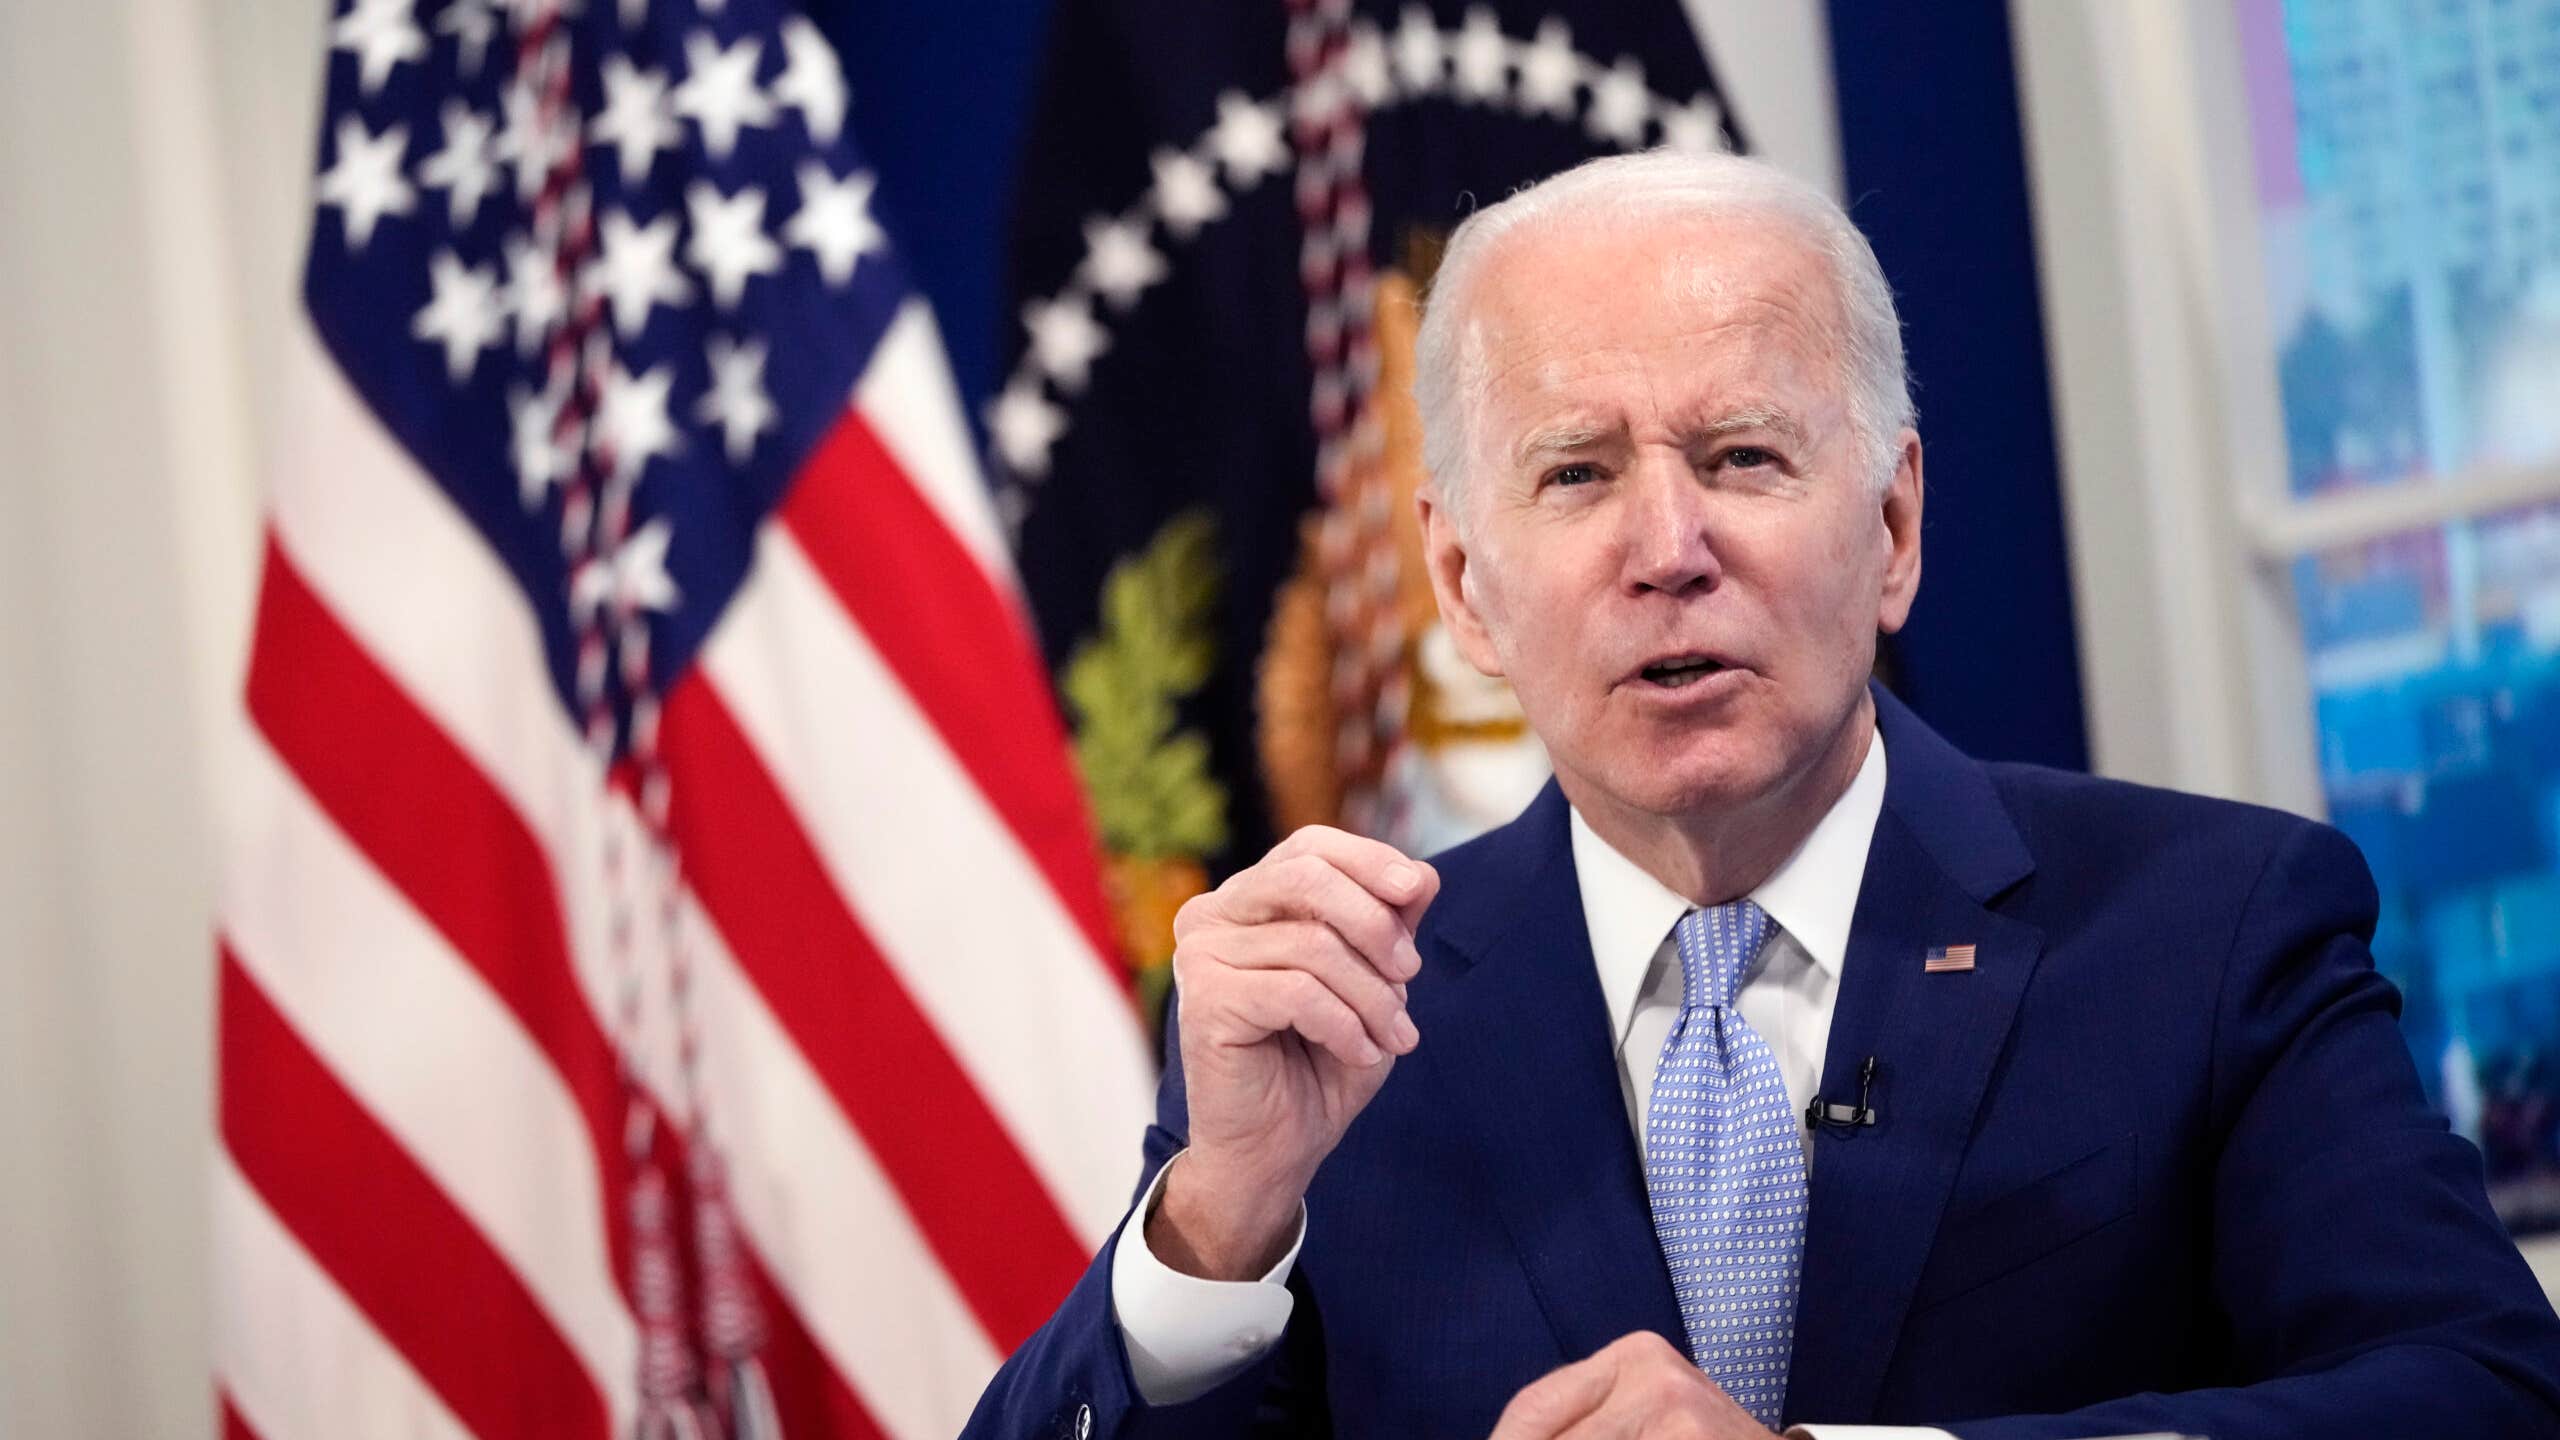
left=1644, top=901, right=1808, bottom=1426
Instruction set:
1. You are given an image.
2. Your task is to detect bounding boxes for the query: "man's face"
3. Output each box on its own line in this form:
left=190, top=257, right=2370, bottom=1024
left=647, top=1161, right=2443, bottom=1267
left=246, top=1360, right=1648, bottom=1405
left=1420, top=215, right=1923, bottom=828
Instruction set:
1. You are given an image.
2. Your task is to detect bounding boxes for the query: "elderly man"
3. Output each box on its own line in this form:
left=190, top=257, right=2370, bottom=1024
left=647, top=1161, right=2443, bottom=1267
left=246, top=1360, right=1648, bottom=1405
left=964, top=152, right=2560, bottom=1438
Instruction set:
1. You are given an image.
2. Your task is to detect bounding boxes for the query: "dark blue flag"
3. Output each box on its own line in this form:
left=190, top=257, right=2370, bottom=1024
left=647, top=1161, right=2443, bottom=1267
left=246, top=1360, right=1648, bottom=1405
left=998, top=0, right=1744, bottom=1004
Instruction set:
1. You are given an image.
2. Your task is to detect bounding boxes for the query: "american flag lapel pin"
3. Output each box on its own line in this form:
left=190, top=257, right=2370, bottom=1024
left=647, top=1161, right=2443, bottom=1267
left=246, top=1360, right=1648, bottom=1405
left=1923, top=943, right=1978, bottom=974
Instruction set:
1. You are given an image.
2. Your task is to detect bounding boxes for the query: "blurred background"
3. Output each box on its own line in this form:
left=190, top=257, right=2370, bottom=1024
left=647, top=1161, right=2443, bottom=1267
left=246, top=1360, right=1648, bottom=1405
left=4, top=0, right=2558, bottom=1435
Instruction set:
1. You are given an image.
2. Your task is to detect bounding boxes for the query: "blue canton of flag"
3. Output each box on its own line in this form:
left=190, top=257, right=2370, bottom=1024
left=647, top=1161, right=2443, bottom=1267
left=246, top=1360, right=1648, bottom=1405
left=308, top=0, right=895, bottom=751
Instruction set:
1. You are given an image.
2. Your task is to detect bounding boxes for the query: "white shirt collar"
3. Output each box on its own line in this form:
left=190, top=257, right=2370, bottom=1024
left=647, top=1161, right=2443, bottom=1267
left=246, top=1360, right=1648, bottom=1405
left=1570, top=728, right=1888, bottom=1046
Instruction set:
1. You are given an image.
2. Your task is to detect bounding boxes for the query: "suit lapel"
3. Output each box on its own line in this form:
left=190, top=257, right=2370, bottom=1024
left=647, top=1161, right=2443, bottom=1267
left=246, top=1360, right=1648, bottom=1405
left=1783, top=689, right=2046, bottom=1423
left=1411, top=785, right=1689, bottom=1365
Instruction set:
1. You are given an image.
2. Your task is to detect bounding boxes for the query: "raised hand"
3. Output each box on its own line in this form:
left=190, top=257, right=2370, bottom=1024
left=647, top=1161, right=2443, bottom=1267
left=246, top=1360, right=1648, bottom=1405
left=1144, top=825, right=1439, bottom=1281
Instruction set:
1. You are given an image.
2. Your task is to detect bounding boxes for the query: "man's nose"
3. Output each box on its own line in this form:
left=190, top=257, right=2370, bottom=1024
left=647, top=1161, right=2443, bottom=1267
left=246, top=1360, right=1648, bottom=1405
left=1620, top=456, right=1721, bottom=598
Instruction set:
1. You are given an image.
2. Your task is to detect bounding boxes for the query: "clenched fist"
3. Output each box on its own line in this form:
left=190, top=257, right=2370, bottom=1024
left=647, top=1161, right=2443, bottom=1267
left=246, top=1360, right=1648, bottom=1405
left=1144, top=825, right=1440, bottom=1281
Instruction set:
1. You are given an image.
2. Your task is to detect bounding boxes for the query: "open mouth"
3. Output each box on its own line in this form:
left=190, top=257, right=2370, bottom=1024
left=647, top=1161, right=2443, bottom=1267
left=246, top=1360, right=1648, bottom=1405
left=1638, top=656, right=1727, bottom=689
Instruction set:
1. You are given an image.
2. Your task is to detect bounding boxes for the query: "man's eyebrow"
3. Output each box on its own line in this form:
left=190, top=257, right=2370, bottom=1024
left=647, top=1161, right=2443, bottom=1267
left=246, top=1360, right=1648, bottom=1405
left=1509, top=420, right=1621, bottom=466
left=1693, top=405, right=1808, bottom=444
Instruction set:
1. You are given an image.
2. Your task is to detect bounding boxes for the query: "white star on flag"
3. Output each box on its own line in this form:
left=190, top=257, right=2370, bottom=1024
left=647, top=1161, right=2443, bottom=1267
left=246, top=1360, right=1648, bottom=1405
left=772, top=17, right=848, bottom=146
left=1451, top=8, right=1509, bottom=101
left=332, top=0, right=427, bottom=97
left=507, top=377, right=572, bottom=508
left=1208, top=92, right=1288, bottom=184
left=1393, top=7, right=1446, bottom=94
left=1023, top=295, right=1110, bottom=391
left=595, top=362, right=682, bottom=482
left=784, top=162, right=883, bottom=285
left=989, top=378, right=1068, bottom=478
left=1588, top=57, right=1652, bottom=145
left=1150, top=147, right=1226, bottom=239
left=592, top=55, right=681, bottom=185
left=1079, top=217, right=1168, bottom=310
left=316, top=116, right=415, bottom=251
left=1343, top=24, right=1395, bottom=107
left=685, top=182, right=784, bottom=309
left=586, top=208, right=694, bottom=337
left=435, top=0, right=498, bottom=77
left=672, top=30, right=776, bottom=162
left=571, top=517, right=681, bottom=620
left=1516, top=20, right=1580, bottom=116
left=503, top=233, right=567, bottom=355
left=412, top=250, right=507, bottom=380
left=1661, top=95, right=1726, bottom=156
left=418, top=101, right=500, bottom=226
left=698, top=334, right=777, bottom=462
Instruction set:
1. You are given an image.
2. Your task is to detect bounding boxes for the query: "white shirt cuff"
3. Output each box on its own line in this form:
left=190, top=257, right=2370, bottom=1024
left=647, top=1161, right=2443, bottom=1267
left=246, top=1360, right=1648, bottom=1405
left=1109, top=1151, right=1305, bottom=1405
left=1788, top=1428, right=1958, bottom=1439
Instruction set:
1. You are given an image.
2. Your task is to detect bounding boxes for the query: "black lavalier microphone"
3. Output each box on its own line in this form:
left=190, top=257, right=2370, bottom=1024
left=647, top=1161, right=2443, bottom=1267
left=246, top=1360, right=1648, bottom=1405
left=1805, top=1055, right=1880, bottom=1131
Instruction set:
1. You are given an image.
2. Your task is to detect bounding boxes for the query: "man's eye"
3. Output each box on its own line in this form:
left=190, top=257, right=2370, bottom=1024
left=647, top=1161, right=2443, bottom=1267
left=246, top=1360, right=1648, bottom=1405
left=1550, top=464, right=1599, bottom=487
left=1723, top=447, right=1775, bottom=470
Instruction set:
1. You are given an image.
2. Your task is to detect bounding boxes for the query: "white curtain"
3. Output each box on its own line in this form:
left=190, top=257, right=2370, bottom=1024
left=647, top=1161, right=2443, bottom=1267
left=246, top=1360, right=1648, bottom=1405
left=0, top=1, right=319, bottom=1433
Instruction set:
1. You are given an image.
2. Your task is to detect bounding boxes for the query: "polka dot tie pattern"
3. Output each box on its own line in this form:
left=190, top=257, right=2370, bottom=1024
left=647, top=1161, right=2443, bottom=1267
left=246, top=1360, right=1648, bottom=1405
left=1643, top=900, right=1807, bottom=1427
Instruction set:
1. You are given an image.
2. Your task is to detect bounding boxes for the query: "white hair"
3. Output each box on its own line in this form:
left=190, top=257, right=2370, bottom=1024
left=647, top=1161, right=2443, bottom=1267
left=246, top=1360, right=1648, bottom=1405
left=1411, top=151, right=1915, bottom=521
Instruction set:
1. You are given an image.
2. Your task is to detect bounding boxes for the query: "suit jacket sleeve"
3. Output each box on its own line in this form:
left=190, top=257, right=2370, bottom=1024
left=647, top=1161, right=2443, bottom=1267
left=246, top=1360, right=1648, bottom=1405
left=1945, top=821, right=2560, bottom=1440
left=959, top=991, right=1330, bottom=1439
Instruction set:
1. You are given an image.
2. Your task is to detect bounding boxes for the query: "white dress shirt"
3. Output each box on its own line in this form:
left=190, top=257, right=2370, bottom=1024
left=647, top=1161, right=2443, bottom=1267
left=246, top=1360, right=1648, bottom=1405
left=1112, top=732, right=1951, bottom=1439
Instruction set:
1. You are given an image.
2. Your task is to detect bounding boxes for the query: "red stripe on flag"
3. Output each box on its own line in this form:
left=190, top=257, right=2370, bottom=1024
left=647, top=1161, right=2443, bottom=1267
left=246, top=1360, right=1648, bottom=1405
left=217, top=945, right=610, bottom=1439
left=243, top=535, right=633, bottom=1285
left=219, top=1391, right=262, bottom=1440
left=659, top=673, right=1091, bottom=1349
left=780, top=411, right=1124, bottom=984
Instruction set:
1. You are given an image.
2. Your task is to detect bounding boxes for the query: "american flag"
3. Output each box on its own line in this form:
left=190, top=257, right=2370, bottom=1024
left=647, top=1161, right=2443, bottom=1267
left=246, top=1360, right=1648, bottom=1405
left=1923, top=944, right=1978, bottom=974
left=213, top=3, right=1153, bottom=1437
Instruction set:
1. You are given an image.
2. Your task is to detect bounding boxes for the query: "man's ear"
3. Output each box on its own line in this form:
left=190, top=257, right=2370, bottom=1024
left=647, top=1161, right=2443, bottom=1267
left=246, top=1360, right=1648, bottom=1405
left=1875, top=430, right=1924, bottom=636
left=1416, top=486, right=1506, bottom=678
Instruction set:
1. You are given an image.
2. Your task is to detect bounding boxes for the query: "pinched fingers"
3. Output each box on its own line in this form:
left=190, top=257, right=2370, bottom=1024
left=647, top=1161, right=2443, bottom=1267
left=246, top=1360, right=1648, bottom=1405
left=1217, top=919, right=1417, bottom=1058
left=1269, top=824, right=1443, bottom=930
left=1220, top=966, right=1387, bottom=1070
left=1167, top=827, right=1442, bottom=1070
left=1236, top=853, right=1422, bottom=981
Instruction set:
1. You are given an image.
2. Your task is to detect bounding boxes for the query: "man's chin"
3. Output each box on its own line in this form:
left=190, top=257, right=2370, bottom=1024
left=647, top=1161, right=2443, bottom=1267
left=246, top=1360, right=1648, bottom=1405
left=1585, top=751, right=1780, bottom=823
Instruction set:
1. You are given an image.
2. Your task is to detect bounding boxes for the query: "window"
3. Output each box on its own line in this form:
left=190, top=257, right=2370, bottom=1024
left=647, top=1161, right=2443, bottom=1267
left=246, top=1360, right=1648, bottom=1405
left=2238, top=0, right=2560, bottom=1234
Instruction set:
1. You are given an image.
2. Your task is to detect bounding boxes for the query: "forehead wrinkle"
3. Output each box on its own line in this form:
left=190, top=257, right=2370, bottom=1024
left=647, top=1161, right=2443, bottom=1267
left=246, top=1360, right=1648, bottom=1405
left=1458, top=224, right=1855, bottom=480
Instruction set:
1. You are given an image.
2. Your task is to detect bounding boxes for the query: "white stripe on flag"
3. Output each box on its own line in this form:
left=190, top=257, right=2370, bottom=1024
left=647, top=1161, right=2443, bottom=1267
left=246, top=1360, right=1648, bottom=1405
left=705, top=527, right=1156, bottom=1246
left=856, top=301, right=1018, bottom=588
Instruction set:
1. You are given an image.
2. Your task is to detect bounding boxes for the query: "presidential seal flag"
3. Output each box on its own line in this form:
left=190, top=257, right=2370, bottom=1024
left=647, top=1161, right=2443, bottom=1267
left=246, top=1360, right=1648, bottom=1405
left=214, top=3, right=1152, bottom=1437
left=999, top=0, right=1748, bottom=1016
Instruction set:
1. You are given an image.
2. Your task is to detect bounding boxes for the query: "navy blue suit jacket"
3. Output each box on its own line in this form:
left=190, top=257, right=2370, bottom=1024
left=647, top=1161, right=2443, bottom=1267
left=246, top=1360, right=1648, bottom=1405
left=968, top=688, right=2560, bottom=1437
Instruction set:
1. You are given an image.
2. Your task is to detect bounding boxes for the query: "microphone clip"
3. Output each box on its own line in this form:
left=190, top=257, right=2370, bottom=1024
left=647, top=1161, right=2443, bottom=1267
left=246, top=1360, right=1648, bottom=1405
left=1804, top=1055, right=1880, bottom=1132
